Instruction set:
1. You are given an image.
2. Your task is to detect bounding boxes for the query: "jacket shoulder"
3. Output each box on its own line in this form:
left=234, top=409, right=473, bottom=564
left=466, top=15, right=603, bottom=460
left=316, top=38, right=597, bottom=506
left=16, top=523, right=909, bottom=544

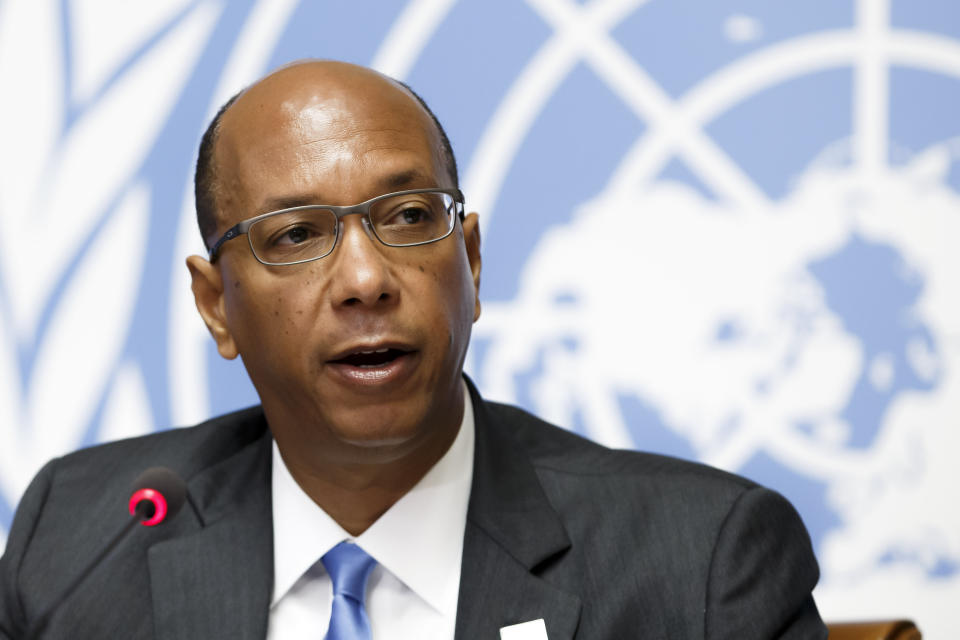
left=483, top=399, right=756, bottom=494
left=0, top=406, right=271, bottom=638
left=479, top=400, right=825, bottom=638
left=52, top=405, right=269, bottom=482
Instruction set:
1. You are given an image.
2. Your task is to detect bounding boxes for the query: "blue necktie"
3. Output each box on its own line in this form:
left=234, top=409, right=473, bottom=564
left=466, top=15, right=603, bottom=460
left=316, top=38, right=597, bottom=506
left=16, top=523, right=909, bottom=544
left=321, top=542, right=377, bottom=640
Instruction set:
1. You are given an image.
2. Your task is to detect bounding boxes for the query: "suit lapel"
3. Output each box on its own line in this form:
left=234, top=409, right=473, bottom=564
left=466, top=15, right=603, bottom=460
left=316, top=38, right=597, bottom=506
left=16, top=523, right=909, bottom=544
left=148, top=427, right=274, bottom=640
left=456, top=380, right=582, bottom=640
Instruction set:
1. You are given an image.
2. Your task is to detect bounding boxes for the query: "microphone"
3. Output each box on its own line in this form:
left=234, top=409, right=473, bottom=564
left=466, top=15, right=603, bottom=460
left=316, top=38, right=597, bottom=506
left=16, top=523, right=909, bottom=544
left=128, top=467, right=187, bottom=526
left=25, top=467, right=187, bottom=639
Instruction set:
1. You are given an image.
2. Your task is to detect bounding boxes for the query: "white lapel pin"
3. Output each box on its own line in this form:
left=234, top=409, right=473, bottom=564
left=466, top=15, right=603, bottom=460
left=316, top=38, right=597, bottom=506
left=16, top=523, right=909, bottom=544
left=499, top=618, right=548, bottom=640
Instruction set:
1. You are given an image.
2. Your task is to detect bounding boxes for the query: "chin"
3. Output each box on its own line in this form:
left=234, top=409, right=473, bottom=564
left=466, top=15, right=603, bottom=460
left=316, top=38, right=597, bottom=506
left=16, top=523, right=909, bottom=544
left=330, top=424, right=438, bottom=466
left=339, top=432, right=418, bottom=449
left=327, top=408, right=430, bottom=449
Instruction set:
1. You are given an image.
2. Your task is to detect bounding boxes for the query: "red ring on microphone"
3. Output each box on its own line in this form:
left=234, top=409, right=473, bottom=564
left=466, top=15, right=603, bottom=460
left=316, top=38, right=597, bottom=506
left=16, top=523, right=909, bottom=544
left=129, top=488, right=168, bottom=527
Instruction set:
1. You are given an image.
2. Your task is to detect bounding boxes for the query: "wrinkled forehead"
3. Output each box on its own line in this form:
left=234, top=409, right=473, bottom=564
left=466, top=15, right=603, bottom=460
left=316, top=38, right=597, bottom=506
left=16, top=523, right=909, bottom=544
left=212, top=62, right=447, bottom=216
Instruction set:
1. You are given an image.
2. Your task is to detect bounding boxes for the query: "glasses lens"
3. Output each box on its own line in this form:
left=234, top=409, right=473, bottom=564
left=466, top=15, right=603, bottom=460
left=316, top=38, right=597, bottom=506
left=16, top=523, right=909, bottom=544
left=369, top=191, right=456, bottom=246
left=249, top=208, right=337, bottom=264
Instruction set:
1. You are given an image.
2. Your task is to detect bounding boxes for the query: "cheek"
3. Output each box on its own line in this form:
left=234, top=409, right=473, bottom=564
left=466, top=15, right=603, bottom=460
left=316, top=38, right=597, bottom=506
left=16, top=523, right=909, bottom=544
left=416, top=253, right=476, bottom=336
left=223, top=277, right=317, bottom=354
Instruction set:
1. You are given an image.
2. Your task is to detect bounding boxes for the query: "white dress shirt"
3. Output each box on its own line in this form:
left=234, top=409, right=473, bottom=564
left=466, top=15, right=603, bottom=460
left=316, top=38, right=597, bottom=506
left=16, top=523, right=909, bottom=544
left=267, top=387, right=475, bottom=639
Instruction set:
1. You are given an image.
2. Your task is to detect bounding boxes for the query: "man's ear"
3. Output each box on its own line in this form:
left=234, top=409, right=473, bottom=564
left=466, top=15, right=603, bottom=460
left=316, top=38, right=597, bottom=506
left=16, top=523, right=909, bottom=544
left=186, top=255, right=239, bottom=359
left=462, top=212, right=482, bottom=322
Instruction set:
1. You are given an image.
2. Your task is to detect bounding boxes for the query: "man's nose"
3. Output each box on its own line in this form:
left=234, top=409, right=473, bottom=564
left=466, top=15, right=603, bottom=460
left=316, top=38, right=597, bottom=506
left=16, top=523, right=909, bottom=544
left=326, top=215, right=399, bottom=308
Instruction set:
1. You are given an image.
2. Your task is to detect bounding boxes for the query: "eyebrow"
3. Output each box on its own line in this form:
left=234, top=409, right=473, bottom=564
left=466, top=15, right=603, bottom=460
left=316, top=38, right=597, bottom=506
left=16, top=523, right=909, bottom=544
left=378, top=169, right=432, bottom=191
left=255, top=170, right=438, bottom=214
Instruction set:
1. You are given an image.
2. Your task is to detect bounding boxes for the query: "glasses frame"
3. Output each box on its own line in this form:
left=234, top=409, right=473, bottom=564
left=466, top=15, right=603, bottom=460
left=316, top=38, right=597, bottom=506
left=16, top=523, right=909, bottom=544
left=208, top=187, right=465, bottom=265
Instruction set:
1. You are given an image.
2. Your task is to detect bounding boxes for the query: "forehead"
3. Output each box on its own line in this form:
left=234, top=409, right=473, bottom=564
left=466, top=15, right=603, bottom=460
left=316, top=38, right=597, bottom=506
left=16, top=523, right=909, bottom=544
left=215, top=63, right=446, bottom=217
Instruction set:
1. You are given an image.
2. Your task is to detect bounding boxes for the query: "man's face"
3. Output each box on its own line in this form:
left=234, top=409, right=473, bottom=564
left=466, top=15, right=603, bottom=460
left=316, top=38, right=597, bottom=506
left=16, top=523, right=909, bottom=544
left=189, top=62, right=481, bottom=466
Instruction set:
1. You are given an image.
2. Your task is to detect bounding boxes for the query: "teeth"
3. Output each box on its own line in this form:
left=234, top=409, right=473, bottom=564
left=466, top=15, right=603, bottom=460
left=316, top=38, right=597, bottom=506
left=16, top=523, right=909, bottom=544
left=357, top=347, right=390, bottom=355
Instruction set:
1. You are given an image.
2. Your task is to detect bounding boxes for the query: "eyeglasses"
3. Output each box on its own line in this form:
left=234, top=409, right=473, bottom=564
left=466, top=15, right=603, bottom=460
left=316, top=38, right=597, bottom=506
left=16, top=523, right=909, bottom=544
left=208, top=188, right=465, bottom=265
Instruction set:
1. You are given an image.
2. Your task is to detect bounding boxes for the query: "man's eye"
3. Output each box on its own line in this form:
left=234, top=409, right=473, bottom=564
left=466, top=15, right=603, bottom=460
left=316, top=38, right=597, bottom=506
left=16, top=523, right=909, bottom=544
left=397, top=206, right=431, bottom=225
left=274, top=225, right=313, bottom=245
left=287, top=227, right=308, bottom=243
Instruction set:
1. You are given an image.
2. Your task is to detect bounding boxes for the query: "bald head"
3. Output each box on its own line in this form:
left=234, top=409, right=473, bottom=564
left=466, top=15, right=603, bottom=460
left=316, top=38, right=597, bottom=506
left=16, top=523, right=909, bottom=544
left=194, top=60, right=458, bottom=247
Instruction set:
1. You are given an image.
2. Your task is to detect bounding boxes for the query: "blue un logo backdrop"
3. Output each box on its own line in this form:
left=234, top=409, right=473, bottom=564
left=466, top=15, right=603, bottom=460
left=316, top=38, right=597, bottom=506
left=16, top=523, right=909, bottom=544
left=0, top=0, right=958, bottom=635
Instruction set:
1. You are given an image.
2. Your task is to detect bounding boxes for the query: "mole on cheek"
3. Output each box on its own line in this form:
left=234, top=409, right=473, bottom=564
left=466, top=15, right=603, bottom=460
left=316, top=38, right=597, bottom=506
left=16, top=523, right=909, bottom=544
left=234, top=280, right=241, bottom=288
left=418, top=265, right=424, bottom=273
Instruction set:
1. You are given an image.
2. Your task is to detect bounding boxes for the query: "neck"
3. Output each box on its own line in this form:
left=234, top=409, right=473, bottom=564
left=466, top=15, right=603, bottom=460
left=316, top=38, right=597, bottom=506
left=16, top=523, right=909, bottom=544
left=274, top=402, right=464, bottom=536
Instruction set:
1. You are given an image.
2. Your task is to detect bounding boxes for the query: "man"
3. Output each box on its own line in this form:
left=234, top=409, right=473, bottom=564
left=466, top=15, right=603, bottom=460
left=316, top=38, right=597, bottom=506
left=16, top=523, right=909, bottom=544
left=0, top=60, right=827, bottom=639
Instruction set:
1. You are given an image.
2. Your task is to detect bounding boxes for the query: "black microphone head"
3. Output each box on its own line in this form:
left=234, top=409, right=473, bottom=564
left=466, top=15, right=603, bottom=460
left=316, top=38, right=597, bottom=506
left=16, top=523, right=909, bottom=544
left=129, top=467, right=187, bottom=526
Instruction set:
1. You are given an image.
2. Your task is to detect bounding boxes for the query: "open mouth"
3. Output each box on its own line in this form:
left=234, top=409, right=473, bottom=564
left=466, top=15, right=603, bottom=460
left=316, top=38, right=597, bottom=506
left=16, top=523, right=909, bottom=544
left=331, top=348, right=410, bottom=368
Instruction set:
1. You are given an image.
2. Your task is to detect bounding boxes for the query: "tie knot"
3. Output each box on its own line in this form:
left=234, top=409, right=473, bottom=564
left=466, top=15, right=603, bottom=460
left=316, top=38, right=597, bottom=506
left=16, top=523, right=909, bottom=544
left=321, top=542, right=377, bottom=602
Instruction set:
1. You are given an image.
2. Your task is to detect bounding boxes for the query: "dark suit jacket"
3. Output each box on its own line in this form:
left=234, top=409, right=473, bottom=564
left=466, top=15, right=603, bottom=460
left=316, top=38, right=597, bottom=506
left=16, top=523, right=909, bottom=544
left=0, top=381, right=826, bottom=638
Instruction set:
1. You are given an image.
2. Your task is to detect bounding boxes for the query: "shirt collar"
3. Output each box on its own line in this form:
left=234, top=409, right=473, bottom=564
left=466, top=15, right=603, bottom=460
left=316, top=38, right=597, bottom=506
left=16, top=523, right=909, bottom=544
left=271, top=381, right=475, bottom=615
